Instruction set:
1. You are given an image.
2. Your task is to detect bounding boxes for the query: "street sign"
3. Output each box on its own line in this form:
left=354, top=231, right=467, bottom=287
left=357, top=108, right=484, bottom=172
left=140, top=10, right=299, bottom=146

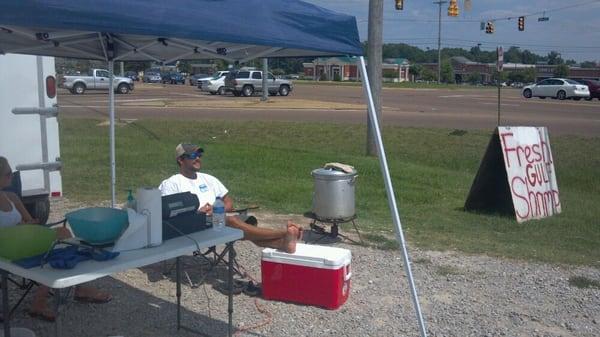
left=497, top=46, right=503, bottom=72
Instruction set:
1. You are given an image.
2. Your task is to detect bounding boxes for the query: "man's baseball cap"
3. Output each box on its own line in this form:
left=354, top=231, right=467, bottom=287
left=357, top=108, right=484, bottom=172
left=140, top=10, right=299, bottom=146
left=175, top=143, right=204, bottom=158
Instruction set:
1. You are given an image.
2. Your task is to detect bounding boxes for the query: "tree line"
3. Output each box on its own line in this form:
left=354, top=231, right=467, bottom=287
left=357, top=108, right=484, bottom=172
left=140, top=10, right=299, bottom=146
left=55, top=42, right=597, bottom=77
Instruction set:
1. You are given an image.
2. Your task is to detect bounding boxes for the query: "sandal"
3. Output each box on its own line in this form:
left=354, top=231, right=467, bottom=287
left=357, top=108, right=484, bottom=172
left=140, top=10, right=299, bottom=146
left=28, top=308, right=56, bottom=322
left=73, top=288, right=112, bottom=304
left=242, top=281, right=262, bottom=297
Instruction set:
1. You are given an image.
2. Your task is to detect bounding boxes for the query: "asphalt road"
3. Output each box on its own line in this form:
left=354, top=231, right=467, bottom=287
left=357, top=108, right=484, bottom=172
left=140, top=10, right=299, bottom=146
left=58, top=82, right=600, bottom=137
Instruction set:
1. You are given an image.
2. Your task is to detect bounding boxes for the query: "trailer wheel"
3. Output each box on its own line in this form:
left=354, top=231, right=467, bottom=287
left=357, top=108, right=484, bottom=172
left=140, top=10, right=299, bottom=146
left=73, top=83, right=86, bottom=94
left=25, top=196, right=50, bottom=225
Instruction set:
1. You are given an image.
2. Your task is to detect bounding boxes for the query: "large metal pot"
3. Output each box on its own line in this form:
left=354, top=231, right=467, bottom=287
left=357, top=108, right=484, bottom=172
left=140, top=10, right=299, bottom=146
left=311, top=167, right=357, bottom=220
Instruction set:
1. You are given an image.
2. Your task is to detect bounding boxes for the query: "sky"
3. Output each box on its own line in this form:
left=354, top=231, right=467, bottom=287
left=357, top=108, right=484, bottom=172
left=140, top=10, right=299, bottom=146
left=303, top=0, right=600, bottom=63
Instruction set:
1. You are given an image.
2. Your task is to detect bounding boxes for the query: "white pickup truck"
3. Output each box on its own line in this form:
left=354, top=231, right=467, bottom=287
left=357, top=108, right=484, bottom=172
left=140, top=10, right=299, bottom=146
left=61, top=68, right=134, bottom=94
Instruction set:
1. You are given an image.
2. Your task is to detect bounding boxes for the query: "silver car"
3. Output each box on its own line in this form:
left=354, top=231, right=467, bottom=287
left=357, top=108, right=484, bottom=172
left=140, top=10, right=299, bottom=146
left=523, top=78, right=590, bottom=100
left=201, top=74, right=227, bottom=95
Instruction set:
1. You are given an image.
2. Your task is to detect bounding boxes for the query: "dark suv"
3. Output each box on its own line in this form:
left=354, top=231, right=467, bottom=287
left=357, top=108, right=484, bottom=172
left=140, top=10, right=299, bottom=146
left=224, top=70, right=293, bottom=97
left=124, top=71, right=139, bottom=81
left=577, top=79, right=600, bottom=100
left=161, top=72, right=185, bottom=84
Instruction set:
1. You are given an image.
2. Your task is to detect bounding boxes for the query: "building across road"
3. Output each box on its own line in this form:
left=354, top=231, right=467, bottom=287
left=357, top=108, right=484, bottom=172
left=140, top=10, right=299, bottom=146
left=303, top=56, right=410, bottom=82
left=416, top=56, right=599, bottom=83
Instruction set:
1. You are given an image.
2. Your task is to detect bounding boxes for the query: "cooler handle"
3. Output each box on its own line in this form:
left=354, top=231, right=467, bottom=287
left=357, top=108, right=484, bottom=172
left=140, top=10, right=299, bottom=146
left=344, top=264, right=352, bottom=281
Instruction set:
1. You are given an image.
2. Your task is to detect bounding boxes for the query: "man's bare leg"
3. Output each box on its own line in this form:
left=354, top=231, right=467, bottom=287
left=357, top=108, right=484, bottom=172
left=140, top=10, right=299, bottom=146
left=225, top=216, right=288, bottom=241
left=225, top=216, right=300, bottom=253
left=252, top=226, right=299, bottom=253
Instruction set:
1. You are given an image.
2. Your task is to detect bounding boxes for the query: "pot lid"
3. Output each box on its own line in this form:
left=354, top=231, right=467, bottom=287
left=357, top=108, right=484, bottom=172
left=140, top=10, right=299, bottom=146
left=311, top=167, right=357, bottom=179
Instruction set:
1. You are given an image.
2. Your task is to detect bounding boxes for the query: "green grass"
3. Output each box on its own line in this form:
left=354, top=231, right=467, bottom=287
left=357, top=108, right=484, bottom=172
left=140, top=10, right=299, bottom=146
left=568, top=276, right=600, bottom=289
left=59, top=118, right=600, bottom=266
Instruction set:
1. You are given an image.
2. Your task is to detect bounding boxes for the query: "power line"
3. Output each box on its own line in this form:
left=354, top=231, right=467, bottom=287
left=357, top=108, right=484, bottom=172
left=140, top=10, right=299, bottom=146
left=382, top=38, right=600, bottom=50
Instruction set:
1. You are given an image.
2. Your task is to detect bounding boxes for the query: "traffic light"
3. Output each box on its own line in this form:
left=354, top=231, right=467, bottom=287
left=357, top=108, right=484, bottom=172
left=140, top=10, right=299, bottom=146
left=447, top=0, right=459, bottom=17
left=395, top=0, right=404, bottom=10
left=485, top=21, right=495, bottom=34
left=518, top=16, right=525, bottom=31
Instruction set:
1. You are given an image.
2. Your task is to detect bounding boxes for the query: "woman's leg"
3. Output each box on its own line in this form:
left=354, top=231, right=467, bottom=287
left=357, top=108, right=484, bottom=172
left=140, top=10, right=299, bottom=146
left=29, top=286, right=55, bottom=321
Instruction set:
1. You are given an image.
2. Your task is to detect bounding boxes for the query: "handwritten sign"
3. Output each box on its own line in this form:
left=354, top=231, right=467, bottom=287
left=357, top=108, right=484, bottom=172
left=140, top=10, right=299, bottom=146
left=498, top=127, right=560, bottom=222
left=465, top=127, right=561, bottom=222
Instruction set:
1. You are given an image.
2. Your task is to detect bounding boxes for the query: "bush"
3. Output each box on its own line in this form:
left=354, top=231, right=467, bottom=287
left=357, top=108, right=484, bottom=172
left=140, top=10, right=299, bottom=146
left=333, top=73, right=341, bottom=81
left=318, top=72, right=328, bottom=81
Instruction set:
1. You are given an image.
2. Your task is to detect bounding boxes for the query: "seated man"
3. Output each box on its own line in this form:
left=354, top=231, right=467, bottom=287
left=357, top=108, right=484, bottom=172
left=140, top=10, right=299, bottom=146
left=159, top=143, right=301, bottom=253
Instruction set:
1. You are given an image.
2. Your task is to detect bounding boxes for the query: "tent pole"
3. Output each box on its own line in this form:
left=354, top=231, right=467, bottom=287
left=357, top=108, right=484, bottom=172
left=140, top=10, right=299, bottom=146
left=358, top=56, right=428, bottom=337
left=108, top=60, right=116, bottom=207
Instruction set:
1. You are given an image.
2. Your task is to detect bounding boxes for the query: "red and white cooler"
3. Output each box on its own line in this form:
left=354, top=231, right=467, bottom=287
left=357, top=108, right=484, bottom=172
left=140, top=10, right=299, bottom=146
left=261, top=243, right=352, bottom=310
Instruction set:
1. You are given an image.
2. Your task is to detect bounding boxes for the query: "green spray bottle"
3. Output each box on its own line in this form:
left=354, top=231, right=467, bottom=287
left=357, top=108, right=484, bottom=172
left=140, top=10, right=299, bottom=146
left=125, top=189, right=137, bottom=210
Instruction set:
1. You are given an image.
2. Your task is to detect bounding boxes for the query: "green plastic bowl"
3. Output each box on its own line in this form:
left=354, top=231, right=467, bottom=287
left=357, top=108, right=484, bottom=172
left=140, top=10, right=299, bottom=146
left=0, top=225, right=57, bottom=261
left=66, top=207, right=129, bottom=245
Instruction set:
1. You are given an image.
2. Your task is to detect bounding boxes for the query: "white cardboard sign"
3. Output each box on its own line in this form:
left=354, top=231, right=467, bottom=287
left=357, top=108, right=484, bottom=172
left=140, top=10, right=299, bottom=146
left=498, top=126, right=561, bottom=222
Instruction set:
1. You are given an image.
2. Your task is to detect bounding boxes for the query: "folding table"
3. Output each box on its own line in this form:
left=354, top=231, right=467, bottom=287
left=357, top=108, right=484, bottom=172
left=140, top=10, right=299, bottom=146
left=0, top=227, right=243, bottom=337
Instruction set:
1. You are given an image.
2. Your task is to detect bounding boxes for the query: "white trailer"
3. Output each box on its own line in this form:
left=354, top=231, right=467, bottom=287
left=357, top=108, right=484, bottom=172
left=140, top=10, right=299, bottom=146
left=0, top=54, right=62, bottom=224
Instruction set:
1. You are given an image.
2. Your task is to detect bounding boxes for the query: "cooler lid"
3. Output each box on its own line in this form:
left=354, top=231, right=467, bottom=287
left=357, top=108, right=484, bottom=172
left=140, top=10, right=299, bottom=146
left=262, top=243, right=351, bottom=269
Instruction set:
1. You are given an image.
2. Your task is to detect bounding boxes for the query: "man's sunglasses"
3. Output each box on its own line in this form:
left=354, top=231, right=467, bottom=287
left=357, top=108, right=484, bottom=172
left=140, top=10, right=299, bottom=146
left=181, top=152, right=202, bottom=160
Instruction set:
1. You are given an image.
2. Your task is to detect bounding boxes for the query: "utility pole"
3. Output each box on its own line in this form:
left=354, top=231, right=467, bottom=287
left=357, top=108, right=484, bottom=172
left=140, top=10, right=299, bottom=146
left=434, top=1, right=447, bottom=84
left=367, top=0, right=383, bottom=157
left=261, top=58, right=268, bottom=101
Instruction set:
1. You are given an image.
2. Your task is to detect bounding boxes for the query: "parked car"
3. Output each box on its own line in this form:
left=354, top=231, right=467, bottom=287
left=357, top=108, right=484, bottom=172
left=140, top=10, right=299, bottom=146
left=188, top=73, right=209, bottom=86
left=161, top=72, right=185, bottom=84
left=576, top=79, right=600, bottom=100
left=522, top=78, right=590, bottom=100
left=224, top=70, right=293, bottom=97
left=200, top=74, right=227, bottom=95
left=60, top=69, right=134, bottom=94
left=143, top=72, right=162, bottom=83
left=124, top=71, right=139, bottom=81
left=196, top=71, right=229, bottom=89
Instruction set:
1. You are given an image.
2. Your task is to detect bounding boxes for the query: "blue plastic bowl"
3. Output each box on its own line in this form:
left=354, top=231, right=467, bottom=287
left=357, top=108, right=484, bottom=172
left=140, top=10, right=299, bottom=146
left=66, top=207, right=129, bottom=245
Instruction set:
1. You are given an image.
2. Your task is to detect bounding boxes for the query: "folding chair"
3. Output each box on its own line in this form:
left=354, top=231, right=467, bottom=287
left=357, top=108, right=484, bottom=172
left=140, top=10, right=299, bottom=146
left=0, top=171, right=68, bottom=323
left=163, top=206, right=258, bottom=289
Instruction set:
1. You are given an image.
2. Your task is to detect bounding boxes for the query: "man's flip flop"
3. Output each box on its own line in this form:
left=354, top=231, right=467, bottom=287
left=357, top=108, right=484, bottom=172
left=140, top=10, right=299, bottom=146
left=242, top=281, right=262, bottom=297
left=213, top=279, right=245, bottom=296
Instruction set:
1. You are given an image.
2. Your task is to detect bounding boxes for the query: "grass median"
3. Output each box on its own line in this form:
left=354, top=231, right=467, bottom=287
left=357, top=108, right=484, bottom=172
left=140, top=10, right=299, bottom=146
left=294, top=79, right=496, bottom=90
left=60, top=118, right=599, bottom=266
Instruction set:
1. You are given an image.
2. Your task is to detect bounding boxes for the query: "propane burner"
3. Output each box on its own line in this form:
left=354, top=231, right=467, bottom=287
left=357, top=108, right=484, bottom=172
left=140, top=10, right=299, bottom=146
left=303, top=212, right=362, bottom=244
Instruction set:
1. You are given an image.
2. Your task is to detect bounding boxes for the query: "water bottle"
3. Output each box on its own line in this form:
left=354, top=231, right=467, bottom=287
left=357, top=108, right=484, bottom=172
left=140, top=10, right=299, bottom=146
left=212, top=197, right=226, bottom=231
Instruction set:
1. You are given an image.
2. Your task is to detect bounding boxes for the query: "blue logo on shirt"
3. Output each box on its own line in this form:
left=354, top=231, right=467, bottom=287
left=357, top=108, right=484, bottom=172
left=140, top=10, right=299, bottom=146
left=199, top=184, right=209, bottom=192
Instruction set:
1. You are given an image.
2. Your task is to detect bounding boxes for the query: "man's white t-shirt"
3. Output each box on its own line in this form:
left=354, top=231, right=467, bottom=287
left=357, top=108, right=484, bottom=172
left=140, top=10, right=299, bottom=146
left=159, top=173, right=228, bottom=209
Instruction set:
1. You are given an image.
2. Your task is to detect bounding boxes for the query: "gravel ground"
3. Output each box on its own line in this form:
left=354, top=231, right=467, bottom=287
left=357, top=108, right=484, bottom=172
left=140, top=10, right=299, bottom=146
left=5, top=198, right=599, bottom=337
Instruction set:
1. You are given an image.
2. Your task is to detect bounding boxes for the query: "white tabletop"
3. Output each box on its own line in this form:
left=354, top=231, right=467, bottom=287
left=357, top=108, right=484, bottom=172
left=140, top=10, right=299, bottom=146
left=0, top=227, right=243, bottom=289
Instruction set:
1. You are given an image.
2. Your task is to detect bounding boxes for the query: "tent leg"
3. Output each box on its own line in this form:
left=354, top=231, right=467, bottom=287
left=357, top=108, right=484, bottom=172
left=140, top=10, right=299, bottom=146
left=358, top=56, right=428, bottom=337
left=108, top=60, right=116, bottom=207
